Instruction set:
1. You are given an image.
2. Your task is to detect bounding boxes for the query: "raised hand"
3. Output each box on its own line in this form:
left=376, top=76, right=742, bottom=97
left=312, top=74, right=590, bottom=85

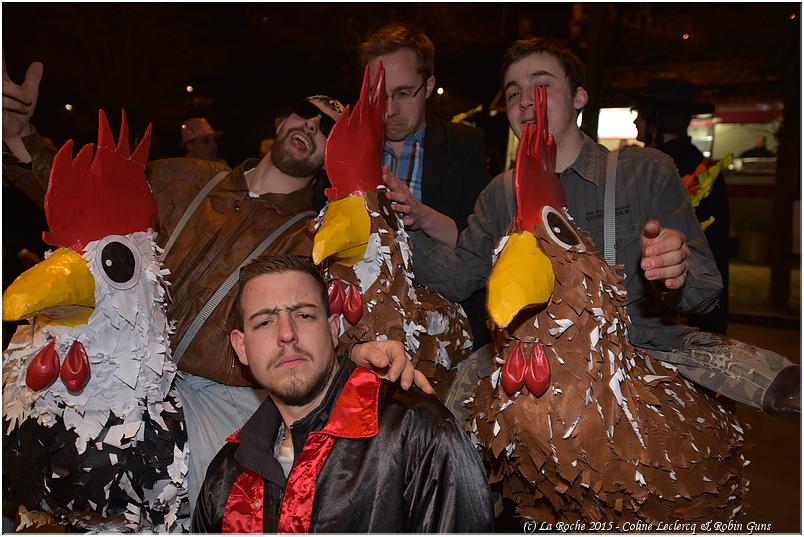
left=382, top=165, right=426, bottom=229
left=3, top=58, right=43, bottom=142
left=350, top=339, right=434, bottom=394
left=640, top=219, right=689, bottom=289
left=382, top=165, right=458, bottom=245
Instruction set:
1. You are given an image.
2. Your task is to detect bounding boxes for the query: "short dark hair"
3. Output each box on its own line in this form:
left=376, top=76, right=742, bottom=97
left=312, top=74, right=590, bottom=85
left=234, top=255, right=329, bottom=330
left=633, top=100, right=693, bottom=146
left=359, top=23, right=435, bottom=80
left=501, top=38, right=585, bottom=94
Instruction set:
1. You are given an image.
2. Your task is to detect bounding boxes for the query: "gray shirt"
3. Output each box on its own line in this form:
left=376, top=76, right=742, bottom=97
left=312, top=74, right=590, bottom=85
left=410, top=134, right=722, bottom=350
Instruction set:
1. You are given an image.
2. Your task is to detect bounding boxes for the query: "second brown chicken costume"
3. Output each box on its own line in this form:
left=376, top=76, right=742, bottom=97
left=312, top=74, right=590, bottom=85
left=312, top=65, right=473, bottom=399
left=468, top=87, right=746, bottom=524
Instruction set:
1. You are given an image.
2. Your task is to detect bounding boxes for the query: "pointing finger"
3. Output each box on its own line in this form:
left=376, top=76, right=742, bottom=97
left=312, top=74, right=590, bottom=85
left=22, top=62, right=44, bottom=94
left=413, top=370, right=433, bottom=394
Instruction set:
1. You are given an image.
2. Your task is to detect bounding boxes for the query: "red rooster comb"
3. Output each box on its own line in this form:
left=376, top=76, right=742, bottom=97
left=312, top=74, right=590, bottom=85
left=323, top=63, right=386, bottom=200
left=514, top=86, right=567, bottom=232
left=43, top=109, right=155, bottom=251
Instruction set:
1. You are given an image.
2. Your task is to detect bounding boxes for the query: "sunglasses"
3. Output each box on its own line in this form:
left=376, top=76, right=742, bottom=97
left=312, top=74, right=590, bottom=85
left=293, top=100, right=336, bottom=137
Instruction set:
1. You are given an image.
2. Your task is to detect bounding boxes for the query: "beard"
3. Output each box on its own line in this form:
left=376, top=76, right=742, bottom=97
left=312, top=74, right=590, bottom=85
left=271, top=128, right=323, bottom=178
left=264, top=349, right=337, bottom=407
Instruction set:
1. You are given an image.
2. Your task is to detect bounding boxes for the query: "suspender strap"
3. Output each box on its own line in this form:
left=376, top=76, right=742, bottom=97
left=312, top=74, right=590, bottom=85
left=160, top=170, right=229, bottom=261
left=172, top=210, right=316, bottom=364
left=504, top=170, right=515, bottom=219
left=604, top=150, right=619, bottom=266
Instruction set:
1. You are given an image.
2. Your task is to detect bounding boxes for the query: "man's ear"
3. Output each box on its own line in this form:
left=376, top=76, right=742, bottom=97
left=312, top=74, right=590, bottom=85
left=328, top=314, right=340, bottom=348
left=275, top=117, right=288, bottom=137
left=230, top=329, right=249, bottom=367
left=573, top=86, right=589, bottom=111
left=424, top=75, right=436, bottom=99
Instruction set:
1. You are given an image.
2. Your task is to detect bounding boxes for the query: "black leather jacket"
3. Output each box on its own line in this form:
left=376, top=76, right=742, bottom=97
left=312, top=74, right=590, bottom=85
left=192, top=360, right=494, bottom=532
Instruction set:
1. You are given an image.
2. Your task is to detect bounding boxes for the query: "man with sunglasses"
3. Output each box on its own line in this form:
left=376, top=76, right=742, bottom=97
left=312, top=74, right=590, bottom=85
left=360, top=23, right=492, bottom=348
left=4, top=70, right=433, bottom=514
left=143, top=95, right=347, bottom=511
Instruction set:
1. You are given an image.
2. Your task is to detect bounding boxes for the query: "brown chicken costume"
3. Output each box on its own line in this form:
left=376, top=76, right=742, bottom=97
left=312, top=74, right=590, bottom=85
left=312, top=66, right=473, bottom=398
left=467, top=87, right=747, bottom=524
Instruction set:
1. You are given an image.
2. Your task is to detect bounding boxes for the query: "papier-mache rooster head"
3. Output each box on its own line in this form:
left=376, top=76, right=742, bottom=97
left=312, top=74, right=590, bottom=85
left=487, top=86, right=570, bottom=329
left=3, top=110, right=154, bottom=327
left=43, top=109, right=155, bottom=252
left=323, top=63, right=386, bottom=200
left=513, top=85, right=566, bottom=233
left=313, top=64, right=387, bottom=267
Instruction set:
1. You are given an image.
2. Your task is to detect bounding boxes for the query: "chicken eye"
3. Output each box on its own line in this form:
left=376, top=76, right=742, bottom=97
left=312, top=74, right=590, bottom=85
left=542, top=206, right=585, bottom=252
left=96, top=235, right=141, bottom=290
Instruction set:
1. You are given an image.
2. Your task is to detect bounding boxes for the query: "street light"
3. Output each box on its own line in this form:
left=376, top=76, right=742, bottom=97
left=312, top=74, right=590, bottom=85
left=436, top=87, right=445, bottom=96
left=186, top=85, right=194, bottom=93
left=64, top=103, right=73, bottom=111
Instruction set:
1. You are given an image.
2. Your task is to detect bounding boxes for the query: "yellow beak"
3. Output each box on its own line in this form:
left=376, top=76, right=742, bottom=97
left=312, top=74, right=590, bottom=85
left=312, top=195, right=371, bottom=267
left=487, top=232, right=554, bottom=328
left=3, top=248, right=95, bottom=327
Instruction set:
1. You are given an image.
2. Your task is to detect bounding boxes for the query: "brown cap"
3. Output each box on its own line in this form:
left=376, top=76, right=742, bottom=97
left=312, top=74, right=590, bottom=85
left=180, top=117, right=223, bottom=145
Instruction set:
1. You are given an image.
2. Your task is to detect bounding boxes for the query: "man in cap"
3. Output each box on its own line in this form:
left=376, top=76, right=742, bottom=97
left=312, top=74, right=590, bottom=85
left=632, top=75, right=730, bottom=335
left=180, top=116, right=224, bottom=163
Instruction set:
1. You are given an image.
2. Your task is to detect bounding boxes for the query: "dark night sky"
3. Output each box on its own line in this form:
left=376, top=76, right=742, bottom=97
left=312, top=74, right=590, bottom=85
left=3, top=3, right=799, bottom=164
left=4, top=3, right=534, bottom=162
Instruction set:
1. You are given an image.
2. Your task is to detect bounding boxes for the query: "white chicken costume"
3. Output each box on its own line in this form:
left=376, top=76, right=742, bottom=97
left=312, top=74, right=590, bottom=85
left=3, top=111, right=188, bottom=532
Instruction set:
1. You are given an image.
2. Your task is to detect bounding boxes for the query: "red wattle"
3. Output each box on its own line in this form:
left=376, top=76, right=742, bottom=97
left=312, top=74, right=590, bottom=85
left=26, top=340, right=61, bottom=392
left=328, top=280, right=345, bottom=316
left=60, top=340, right=91, bottom=393
left=524, top=342, right=551, bottom=397
left=500, top=342, right=527, bottom=396
left=343, top=284, right=363, bottom=325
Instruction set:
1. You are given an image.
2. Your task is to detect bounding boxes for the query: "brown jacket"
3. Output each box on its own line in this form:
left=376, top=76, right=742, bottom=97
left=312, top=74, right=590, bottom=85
left=3, top=130, right=54, bottom=204
left=147, top=158, right=316, bottom=385
left=7, top=134, right=316, bottom=386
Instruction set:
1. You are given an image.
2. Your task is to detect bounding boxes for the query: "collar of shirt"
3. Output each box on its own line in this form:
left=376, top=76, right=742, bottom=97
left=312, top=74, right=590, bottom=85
left=234, top=357, right=354, bottom=484
left=238, top=159, right=316, bottom=216
left=383, top=123, right=426, bottom=201
left=561, top=133, right=608, bottom=186
left=384, top=123, right=426, bottom=160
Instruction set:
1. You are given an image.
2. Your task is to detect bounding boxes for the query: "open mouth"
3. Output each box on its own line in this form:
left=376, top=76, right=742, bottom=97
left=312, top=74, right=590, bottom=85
left=290, top=132, right=312, bottom=152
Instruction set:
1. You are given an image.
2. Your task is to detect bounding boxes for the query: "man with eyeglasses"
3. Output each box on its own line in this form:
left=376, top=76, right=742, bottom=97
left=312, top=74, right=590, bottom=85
left=360, top=23, right=492, bottom=348
left=4, top=67, right=433, bottom=514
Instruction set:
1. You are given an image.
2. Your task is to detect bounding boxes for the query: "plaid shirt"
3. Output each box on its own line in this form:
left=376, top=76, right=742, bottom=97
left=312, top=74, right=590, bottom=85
left=383, top=124, right=426, bottom=201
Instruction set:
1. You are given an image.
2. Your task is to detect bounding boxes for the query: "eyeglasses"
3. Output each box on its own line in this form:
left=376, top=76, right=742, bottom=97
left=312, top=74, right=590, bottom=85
left=389, top=80, right=427, bottom=104
left=293, top=100, right=336, bottom=137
